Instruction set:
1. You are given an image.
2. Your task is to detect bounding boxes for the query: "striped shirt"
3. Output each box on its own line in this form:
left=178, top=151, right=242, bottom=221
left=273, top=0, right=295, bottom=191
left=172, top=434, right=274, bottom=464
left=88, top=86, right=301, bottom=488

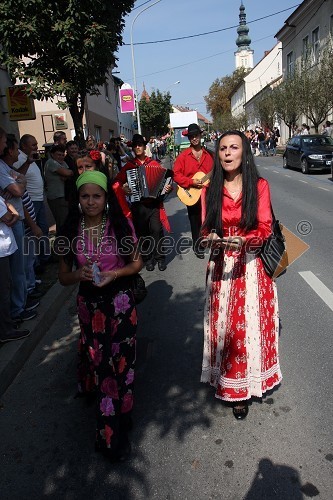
left=21, top=190, right=36, bottom=236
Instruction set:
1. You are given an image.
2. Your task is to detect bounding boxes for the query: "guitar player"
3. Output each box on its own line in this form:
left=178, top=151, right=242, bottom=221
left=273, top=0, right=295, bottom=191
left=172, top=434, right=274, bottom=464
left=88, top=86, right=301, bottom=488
left=173, top=123, right=214, bottom=258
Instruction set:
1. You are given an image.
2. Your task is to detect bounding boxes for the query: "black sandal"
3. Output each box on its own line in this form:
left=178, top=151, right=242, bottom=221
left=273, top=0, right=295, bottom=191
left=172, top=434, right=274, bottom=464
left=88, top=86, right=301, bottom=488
left=232, top=402, right=249, bottom=420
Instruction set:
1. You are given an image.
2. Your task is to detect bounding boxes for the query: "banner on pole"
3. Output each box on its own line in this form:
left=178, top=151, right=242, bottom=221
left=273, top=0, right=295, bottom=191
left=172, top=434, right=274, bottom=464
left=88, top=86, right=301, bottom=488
left=119, top=88, right=135, bottom=113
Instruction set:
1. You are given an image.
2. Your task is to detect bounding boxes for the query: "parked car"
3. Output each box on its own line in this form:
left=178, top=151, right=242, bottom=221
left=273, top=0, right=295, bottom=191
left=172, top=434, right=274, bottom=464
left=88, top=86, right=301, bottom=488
left=283, top=135, right=333, bottom=174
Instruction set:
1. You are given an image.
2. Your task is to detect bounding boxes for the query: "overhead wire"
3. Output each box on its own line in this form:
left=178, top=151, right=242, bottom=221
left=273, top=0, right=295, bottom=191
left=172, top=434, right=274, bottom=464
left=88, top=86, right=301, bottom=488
left=132, top=0, right=156, bottom=11
left=123, top=34, right=274, bottom=81
left=123, top=4, right=301, bottom=45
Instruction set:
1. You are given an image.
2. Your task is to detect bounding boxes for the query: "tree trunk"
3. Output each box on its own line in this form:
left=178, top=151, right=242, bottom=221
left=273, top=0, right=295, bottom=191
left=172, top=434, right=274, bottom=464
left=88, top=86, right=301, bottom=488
left=67, top=92, right=86, bottom=147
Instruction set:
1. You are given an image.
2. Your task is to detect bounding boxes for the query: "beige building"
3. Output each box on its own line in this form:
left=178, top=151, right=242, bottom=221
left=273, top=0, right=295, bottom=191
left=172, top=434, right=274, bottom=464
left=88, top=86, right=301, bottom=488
left=275, top=0, right=333, bottom=142
left=1, top=68, right=134, bottom=146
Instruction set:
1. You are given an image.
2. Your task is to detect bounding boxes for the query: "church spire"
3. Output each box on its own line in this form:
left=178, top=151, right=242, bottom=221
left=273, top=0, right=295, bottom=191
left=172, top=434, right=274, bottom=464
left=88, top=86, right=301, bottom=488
left=234, top=1, right=254, bottom=69
left=236, top=1, right=251, bottom=50
left=140, top=82, right=150, bottom=102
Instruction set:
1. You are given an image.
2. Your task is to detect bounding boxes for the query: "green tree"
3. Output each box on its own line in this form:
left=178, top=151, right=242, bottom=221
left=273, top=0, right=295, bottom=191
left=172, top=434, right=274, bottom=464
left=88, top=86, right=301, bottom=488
left=139, top=90, right=172, bottom=137
left=205, top=67, right=248, bottom=120
left=299, top=46, right=333, bottom=132
left=0, top=0, right=134, bottom=140
left=271, top=74, right=303, bottom=138
left=254, top=91, right=275, bottom=130
left=213, top=111, right=248, bottom=132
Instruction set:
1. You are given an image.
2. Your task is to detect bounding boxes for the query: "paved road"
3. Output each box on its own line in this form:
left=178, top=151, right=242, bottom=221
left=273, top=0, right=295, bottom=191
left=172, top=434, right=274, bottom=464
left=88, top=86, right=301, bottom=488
left=0, top=155, right=332, bottom=499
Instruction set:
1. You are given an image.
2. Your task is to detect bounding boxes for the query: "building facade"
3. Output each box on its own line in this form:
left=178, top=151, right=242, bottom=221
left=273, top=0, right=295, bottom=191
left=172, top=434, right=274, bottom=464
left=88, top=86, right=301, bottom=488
left=231, top=43, right=282, bottom=122
left=1, top=68, right=134, bottom=146
left=275, top=0, right=333, bottom=142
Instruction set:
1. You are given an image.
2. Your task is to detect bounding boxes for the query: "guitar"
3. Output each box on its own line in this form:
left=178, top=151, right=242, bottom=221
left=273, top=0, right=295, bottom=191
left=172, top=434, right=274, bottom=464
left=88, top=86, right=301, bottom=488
left=177, top=170, right=212, bottom=206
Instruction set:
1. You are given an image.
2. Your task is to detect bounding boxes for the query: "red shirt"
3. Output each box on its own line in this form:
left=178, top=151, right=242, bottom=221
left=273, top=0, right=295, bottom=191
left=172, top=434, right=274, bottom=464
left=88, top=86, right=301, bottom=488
left=201, top=178, right=273, bottom=241
left=173, top=147, right=214, bottom=189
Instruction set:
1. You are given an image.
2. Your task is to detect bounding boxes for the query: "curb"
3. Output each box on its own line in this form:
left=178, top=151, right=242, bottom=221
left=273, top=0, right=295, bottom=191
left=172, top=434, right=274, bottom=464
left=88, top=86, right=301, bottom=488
left=0, top=281, right=76, bottom=397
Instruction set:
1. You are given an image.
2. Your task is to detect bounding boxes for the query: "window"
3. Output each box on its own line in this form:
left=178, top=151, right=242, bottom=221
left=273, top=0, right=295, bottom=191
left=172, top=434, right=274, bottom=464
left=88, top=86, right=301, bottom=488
left=104, top=82, right=109, bottom=101
left=286, top=51, right=294, bottom=75
left=302, top=35, right=309, bottom=60
left=312, top=27, right=320, bottom=63
left=94, top=126, right=101, bottom=141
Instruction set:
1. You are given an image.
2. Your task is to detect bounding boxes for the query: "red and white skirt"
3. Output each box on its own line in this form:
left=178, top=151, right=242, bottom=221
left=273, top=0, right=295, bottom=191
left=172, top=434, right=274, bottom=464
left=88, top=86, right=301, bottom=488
left=201, top=250, right=282, bottom=402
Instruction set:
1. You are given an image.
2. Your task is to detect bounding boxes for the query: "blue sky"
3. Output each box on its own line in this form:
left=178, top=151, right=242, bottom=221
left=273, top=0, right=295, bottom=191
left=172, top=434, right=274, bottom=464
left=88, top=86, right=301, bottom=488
left=115, top=0, right=300, bottom=119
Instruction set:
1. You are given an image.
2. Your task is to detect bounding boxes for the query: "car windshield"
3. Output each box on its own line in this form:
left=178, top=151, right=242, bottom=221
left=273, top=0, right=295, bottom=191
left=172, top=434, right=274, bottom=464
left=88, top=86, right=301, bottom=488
left=302, top=137, right=333, bottom=146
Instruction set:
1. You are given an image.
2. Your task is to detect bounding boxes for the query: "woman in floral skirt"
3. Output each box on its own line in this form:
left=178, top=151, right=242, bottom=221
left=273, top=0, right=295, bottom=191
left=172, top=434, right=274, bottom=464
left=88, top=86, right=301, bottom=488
left=58, top=170, right=142, bottom=460
left=200, top=131, right=282, bottom=420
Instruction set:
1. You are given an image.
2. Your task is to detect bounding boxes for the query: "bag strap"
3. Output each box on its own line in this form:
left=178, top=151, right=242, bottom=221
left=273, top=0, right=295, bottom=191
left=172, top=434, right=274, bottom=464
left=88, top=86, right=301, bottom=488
left=270, top=202, right=277, bottom=224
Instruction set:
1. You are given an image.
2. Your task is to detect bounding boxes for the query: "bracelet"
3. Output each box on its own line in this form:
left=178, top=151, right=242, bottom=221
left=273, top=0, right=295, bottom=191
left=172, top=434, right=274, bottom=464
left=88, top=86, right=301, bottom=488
left=112, top=271, right=118, bottom=281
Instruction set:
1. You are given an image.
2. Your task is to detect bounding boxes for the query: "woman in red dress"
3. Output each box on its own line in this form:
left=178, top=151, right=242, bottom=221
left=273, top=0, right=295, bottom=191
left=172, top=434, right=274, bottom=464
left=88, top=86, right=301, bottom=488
left=200, top=130, right=282, bottom=419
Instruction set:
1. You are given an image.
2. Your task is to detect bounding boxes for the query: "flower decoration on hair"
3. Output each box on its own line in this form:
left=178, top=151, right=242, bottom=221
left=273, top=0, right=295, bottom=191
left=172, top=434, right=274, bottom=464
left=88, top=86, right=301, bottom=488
left=90, top=150, right=102, bottom=161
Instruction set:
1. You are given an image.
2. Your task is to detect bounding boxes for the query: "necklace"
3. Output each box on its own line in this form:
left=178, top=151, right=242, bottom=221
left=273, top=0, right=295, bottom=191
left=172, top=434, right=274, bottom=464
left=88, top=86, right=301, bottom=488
left=82, top=221, right=104, bottom=231
left=192, top=148, right=203, bottom=161
left=80, top=213, right=107, bottom=264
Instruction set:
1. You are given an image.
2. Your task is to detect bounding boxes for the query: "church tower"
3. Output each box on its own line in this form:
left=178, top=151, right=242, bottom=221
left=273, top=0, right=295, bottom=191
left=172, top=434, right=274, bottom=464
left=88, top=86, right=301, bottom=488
left=235, top=1, right=254, bottom=70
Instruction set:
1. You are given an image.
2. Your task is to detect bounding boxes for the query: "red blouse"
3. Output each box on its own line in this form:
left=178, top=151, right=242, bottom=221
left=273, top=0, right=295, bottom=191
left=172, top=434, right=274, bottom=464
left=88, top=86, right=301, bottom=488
left=202, top=178, right=273, bottom=242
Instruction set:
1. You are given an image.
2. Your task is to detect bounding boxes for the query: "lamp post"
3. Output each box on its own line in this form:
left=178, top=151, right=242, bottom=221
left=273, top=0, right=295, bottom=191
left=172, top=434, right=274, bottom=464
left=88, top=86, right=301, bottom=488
left=166, top=81, right=180, bottom=91
left=130, top=0, right=161, bottom=135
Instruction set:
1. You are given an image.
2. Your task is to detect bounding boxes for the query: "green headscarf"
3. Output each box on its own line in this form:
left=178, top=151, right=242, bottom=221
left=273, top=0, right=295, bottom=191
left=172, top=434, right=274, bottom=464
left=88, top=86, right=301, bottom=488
left=76, top=171, right=108, bottom=192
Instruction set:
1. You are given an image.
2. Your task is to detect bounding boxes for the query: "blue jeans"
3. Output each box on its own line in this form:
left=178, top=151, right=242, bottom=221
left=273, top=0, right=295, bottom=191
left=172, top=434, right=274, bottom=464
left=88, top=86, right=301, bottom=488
left=24, top=236, right=37, bottom=292
left=32, top=200, right=50, bottom=264
left=259, top=141, right=268, bottom=155
left=9, top=221, right=27, bottom=316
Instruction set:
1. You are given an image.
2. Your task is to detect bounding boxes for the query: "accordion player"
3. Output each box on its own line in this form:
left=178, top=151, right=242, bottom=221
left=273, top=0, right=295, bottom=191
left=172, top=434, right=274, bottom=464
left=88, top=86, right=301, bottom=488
left=126, top=163, right=173, bottom=203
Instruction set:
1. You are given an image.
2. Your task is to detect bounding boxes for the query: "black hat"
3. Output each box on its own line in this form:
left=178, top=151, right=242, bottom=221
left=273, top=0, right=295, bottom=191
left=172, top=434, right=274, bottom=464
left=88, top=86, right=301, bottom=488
left=131, top=134, right=147, bottom=146
left=187, top=123, right=203, bottom=137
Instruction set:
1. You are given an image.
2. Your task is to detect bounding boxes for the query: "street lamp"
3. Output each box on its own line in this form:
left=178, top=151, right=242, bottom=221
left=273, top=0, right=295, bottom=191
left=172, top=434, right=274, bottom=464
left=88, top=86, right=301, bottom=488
left=165, top=81, right=180, bottom=92
left=130, top=0, right=162, bottom=134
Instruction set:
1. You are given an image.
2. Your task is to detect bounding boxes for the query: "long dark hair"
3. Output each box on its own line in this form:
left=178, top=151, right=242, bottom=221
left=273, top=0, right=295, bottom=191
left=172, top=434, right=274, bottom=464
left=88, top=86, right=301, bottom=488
left=201, top=130, right=260, bottom=237
left=60, top=180, right=133, bottom=266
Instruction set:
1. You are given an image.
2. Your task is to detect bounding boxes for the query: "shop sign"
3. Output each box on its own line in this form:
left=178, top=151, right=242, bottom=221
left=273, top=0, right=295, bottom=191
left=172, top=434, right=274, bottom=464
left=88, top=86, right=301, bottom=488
left=6, top=85, right=36, bottom=121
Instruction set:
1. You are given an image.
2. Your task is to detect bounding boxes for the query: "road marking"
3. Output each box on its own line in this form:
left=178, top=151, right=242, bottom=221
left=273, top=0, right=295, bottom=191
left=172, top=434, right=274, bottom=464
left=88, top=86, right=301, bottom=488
left=284, top=174, right=291, bottom=177
left=263, top=167, right=268, bottom=170
left=299, top=180, right=308, bottom=184
left=317, top=186, right=330, bottom=191
left=299, top=271, right=333, bottom=312
left=273, top=170, right=279, bottom=173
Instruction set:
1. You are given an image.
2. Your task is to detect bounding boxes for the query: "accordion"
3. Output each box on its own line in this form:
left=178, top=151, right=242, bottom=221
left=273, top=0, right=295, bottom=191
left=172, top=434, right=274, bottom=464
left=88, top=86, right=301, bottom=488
left=126, top=163, right=173, bottom=202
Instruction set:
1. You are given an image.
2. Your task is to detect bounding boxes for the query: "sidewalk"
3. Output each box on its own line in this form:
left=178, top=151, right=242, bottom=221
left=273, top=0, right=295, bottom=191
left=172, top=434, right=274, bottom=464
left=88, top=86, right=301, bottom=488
left=0, top=269, right=76, bottom=397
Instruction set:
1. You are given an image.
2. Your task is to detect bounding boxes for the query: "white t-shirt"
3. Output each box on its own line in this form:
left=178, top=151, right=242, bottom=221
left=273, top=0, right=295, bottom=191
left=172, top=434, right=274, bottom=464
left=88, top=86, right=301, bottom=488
left=14, top=151, right=44, bottom=201
left=0, top=197, right=18, bottom=257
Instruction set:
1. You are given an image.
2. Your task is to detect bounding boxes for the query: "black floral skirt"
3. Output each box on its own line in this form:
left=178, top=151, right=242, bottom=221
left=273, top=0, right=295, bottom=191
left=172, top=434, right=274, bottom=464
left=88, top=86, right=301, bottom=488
left=77, top=286, right=137, bottom=452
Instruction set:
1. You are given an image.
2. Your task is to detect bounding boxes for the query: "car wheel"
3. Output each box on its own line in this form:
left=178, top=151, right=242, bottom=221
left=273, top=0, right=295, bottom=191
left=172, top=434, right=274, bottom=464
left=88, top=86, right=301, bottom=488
left=301, top=158, right=309, bottom=174
left=282, top=156, right=288, bottom=169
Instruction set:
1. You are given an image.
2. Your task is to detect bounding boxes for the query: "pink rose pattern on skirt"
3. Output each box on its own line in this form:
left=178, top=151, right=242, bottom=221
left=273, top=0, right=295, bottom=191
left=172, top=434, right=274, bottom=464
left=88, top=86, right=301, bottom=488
left=77, top=287, right=137, bottom=453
